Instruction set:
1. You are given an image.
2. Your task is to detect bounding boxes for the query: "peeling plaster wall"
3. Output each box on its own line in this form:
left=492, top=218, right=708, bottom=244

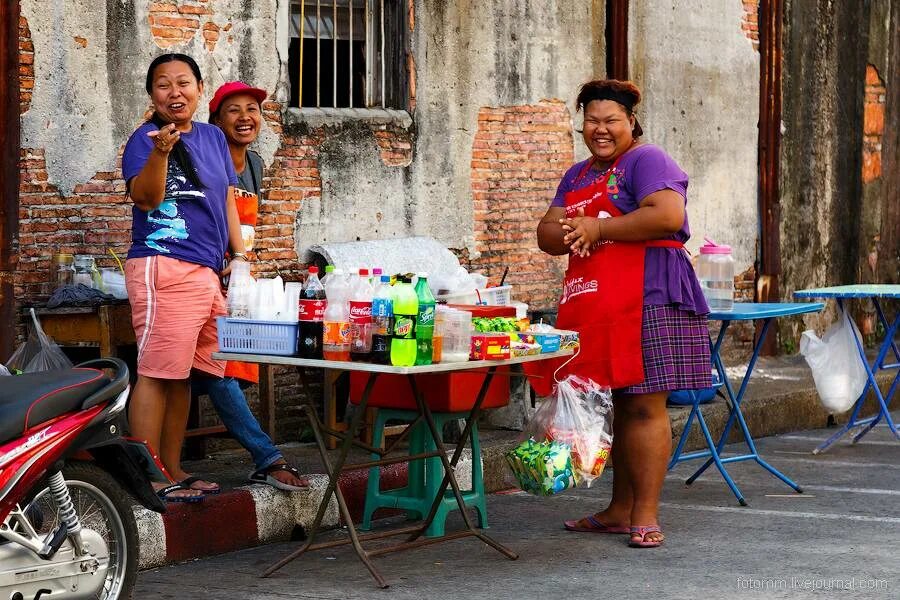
left=21, top=0, right=281, bottom=196
left=630, top=0, right=759, bottom=267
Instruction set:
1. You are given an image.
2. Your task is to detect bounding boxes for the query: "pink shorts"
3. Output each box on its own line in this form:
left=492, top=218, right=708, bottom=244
left=125, top=255, right=226, bottom=379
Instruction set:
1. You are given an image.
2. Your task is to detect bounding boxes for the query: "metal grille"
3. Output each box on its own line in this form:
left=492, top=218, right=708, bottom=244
left=289, top=0, right=404, bottom=109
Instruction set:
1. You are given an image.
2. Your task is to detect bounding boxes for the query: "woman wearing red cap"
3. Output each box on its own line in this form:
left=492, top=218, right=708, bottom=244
left=191, top=81, right=308, bottom=491
left=535, top=79, right=711, bottom=548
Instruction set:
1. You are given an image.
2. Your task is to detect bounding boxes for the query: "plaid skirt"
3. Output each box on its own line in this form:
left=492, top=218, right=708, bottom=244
left=619, top=304, right=712, bottom=395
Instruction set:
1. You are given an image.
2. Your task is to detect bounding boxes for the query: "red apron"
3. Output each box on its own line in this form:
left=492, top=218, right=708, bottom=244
left=224, top=189, right=260, bottom=384
left=527, top=155, right=682, bottom=396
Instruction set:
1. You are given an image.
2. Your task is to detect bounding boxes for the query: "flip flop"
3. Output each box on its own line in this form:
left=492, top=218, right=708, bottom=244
left=156, top=483, right=204, bottom=504
left=179, top=476, right=220, bottom=495
left=563, top=515, right=630, bottom=534
left=629, top=525, right=664, bottom=548
left=248, top=463, right=310, bottom=492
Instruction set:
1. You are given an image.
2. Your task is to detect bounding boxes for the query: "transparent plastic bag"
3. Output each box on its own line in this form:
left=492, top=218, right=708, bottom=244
left=800, top=307, right=868, bottom=414
left=516, top=375, right=613, bottom=488
left=0, top=363, right=11, bottom=376
left=6, top=309, right=73, bottom=373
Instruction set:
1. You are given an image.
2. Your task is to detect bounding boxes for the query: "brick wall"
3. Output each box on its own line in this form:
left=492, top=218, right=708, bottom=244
left=862, top=64, right=885, bottom=184
left=466, top=100, right=572, bottom=310
left=741, top=0, right=760, bottom=51
left=19, top=15, right=32, bottom=113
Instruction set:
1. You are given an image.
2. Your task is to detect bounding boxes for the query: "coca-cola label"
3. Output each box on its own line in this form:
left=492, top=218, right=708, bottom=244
left=393, top=316, right=416, bottom=339
left=298, top=299, right=326, bottom=322
left=323, top=320, right=352, bottom=344
left=349, top=301, right=373, bottom=324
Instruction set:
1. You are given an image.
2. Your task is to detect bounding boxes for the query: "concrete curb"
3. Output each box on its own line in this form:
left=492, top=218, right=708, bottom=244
left=136, top=368, right=893, bottom=570
left=136, top=453, right=474, bottom=570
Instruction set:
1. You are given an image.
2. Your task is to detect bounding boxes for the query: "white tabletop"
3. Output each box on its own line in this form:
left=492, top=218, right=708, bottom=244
left=211, top=349, right=575, bottom=375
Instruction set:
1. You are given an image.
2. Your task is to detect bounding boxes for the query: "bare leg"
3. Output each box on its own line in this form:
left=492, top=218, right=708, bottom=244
left=158, top=378, right=192, bottom=480
left=129, top=375, right=202, bottom=499
left=616, top=391, right=670, bottom=544
left=570, top=401, right=633, bottom=529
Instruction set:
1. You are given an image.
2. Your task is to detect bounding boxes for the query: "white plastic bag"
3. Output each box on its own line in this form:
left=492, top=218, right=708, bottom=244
left=800, top=308, right=868, bottom=414
left=525, top=375, right=613, bottom=486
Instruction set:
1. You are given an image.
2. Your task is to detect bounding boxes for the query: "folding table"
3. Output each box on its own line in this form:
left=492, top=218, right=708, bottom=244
left=668, top=302, right=824, bottom=505
left=793, top=284, right=900, bottom=453
left=212, top=349, right=572, bottom=588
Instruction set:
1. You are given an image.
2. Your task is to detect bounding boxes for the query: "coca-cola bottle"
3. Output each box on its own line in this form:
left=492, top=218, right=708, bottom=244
left=297, top=266, right=326, bottom=358
left=371, top=274, right=394, bottom=364
left=348, top=268, right=374, bottom=361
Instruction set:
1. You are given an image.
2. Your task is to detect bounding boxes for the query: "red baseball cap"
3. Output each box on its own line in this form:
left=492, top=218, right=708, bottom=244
left=209, top=81, right=268, bottom=115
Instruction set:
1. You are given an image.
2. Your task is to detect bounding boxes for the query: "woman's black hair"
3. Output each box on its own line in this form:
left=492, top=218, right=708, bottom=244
left=145, top=53, right=204, bottom=189
left=576, top=79, right=644, bottom=137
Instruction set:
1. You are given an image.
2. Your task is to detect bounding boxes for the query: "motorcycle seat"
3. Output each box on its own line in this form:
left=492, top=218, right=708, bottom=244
left=0, top=368, right=110, bottom=446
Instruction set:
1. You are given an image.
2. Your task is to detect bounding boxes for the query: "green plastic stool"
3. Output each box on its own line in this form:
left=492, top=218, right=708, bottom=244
left=359, top=408, right=487, bottom=537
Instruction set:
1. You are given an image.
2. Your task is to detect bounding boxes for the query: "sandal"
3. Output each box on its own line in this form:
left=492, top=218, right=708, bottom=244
left=248, top=463, right=310, bottom=492
left=156, top=483, right=205, bottom=504
left=629, top=525, right=664, bottom=548
left=179, top=476, right=220, bottom=495
left=564, top=515, right=630, bottom=534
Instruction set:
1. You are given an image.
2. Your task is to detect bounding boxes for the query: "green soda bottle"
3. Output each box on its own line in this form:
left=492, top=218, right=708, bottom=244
left=390, top=275, right=419, bottom=366
left=414, top=273, right=435, bottom=365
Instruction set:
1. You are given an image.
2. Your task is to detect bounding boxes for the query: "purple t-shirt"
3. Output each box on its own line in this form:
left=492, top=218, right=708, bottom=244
left=122, top=121, right=237, bottom=272
left=551, top=144, right=709, bottom=314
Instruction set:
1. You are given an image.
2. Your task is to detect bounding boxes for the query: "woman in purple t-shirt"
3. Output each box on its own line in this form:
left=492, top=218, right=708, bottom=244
left=122, top=54, right=247, bottom=503
left=536, top=79, right=711, bottom=548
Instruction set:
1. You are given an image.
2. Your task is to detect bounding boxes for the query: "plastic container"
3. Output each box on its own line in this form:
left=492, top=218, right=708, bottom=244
left=436, top=285, right=512, bottom=306
left=349, top=268, right=374, bottom=361
left=322, top=270, right=351, bottom=361
left=371, top=275, right=394, bottom=364
left=217, top=317, right=298, bottom=356
left=697, top=237, right=735, bottom=311
left=298, top=266, right=326, bottom=358
left=441, top=308, right=473, bottom=363
left=73, top=255, right=96, bottom=288
left=49, top=253, right=75, bottom=293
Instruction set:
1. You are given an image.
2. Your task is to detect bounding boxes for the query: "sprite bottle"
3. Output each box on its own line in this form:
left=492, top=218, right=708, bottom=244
left=390, top=275, right=419, bottom=367
left=414, top=273, right=435, bottom=365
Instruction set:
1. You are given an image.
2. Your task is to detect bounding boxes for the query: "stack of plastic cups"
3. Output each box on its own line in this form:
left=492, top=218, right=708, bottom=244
left=441, top=308, right=473, bottom=363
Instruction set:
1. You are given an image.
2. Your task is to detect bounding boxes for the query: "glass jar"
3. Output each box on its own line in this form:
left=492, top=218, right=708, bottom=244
left=697, top=239, right=734, bottom=311
left=50, top=253, right=75, bottom=290
left=73, top=255, right=96, bottom=287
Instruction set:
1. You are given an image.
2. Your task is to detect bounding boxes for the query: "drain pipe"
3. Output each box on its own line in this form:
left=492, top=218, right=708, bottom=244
left=0, top=0, right=21, bottom=360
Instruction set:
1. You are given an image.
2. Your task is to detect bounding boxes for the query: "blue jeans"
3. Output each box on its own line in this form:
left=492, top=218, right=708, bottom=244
left=191, top=374, right=281, bottom=471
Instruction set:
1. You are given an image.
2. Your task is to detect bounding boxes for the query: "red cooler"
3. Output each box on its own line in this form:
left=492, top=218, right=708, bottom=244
left=349, top=369, right=510, bottom=412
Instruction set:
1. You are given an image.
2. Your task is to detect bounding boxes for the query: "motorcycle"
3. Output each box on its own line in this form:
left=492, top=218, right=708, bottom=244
left=0, top=358, right=166, bottom=600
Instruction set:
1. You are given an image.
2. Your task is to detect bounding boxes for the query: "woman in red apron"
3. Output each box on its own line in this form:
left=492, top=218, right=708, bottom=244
left=535, top=80, right=712, bottom=548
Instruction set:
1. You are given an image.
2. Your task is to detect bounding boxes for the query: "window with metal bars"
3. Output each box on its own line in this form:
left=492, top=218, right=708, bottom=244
left=288, top=0, right=407, bottom=110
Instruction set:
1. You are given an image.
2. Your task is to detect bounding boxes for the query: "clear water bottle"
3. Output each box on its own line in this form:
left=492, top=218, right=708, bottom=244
left=697, top=237, right=734, bottom=311
left=371, top=275, right=394, bottom=364
left=414, top=273, right=436, bottom=365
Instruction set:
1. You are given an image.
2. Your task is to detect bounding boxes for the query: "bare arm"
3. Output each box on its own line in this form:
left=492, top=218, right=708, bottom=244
left=221, top=186, right=247, bottom=276
left=561, top=189, right=686, bottom=255
left=129, top=124, right=180, bottom=211
left=537, top=206, right=570, bottom=256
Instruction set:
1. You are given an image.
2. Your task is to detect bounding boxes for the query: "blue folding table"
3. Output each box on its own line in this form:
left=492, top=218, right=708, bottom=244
left=668, top=302, right=824, bottom=505
left=793, top=285, right=900, bottom=453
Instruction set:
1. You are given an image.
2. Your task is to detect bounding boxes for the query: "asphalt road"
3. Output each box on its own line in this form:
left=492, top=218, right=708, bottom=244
left=135, top=416, right=900, bottom=599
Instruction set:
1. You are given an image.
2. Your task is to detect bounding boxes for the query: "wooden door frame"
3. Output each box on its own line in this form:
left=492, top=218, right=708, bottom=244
left=0, top=0, right=20, bottom=360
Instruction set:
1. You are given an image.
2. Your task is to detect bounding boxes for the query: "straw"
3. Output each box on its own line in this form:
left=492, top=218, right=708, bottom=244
left=109, top=249, right=125, bottom=273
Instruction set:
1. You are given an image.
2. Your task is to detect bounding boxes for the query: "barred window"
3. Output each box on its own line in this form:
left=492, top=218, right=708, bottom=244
left=289, top=1, right=407, bottom=109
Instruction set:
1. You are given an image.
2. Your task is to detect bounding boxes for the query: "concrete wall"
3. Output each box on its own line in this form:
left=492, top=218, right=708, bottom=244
left=629, top=0, right=760, bottom=268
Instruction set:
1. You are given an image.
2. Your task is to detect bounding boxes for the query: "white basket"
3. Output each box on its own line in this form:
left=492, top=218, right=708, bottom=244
left=437, top=285, right=512, bottom=306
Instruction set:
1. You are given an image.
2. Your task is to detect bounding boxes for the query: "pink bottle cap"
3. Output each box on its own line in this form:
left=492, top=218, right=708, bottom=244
left=699, top=237, right=732, bottom=254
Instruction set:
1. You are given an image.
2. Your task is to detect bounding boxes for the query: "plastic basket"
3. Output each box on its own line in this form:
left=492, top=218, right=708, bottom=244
left=217, top=317, right=298, bottom=356
left=438, top=285, right=512, bottom=306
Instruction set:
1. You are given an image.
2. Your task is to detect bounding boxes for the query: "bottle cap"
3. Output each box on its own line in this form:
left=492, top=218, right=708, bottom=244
left=418, top=272, right=428, bottom=279
left=359, top=268, right=369, bottom=276
left=699, top=237, right=732, bottom=254
left=325, top=265, right=335, bottom=273
left=373, top=267, right=383, bottom=275
left=381, top=275, right=391, bottom=283
left=309, top=266, right=319, bottom=274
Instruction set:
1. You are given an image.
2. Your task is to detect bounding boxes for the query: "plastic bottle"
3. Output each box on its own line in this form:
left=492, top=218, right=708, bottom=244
left=371, top=275, right=394, bottom=364
left=321, top=264, right=335, bottom=287
left=414, top=273, right=436, bottom=365
left=697, top=237, right=735, bottom=311
left=322, top=270, right=351, bottom=361
left=349, top=268, right=374, bottom=361
left=390, top=275, right=419, bottom=367
left=298, top=266, right=326, bottom=358
left=371, top=267, right=383, bottom=286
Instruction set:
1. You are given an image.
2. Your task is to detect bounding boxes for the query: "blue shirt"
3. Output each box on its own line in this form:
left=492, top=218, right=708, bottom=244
left=122, top=121, right=237, bottom=272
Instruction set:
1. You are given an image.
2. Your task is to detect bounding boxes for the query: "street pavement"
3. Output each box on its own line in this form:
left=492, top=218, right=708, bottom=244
left=135, top=415, right=899, bottom=599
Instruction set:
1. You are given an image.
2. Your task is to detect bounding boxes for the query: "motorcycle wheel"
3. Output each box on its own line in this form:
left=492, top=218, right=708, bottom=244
left=26, top=461, right=139, bottom=600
